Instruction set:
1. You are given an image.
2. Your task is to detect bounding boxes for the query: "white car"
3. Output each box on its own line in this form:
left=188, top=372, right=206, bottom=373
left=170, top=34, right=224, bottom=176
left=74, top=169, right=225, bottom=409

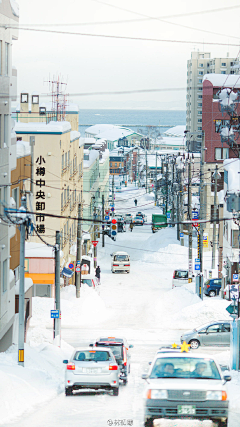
left=172, top=269, right=189, bottom=288
left=142, top=352, right=231, bottom=427
left=124, top=213, right=133, bottom=223
left=111, top=251, right=130, bottom=273
left=64, top=347, right=119, bottom=396
left=81, top=274, right=97, bottom=288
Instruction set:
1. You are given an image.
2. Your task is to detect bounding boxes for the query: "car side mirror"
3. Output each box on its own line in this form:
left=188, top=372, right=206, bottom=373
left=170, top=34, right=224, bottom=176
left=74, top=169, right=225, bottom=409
left=129, top=344, right=133, bottom=349
left=89, top=343, right=93, bottom=347
left=142, top=373, right=149, bottom=380
left=223, top=375, right=231, bottom=382
left=63, top=359, right=68, bottom=364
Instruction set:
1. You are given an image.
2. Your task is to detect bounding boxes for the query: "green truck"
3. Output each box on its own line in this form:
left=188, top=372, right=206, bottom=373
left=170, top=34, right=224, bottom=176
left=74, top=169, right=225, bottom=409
left=152, top=214, right=168, bottom=233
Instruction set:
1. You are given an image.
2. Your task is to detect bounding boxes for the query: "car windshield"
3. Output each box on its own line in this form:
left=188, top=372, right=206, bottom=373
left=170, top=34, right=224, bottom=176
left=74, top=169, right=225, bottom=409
left=114, top=255, right=129, bottom=261
left=74, top=350, right=110, bottom=362
left=96, top=343, right=123, bottom=360
left=82, top=279, right=92, bottom=286
left=150, top=357, right=221, bottom=380
left=174, top=271, right=188, bottom=279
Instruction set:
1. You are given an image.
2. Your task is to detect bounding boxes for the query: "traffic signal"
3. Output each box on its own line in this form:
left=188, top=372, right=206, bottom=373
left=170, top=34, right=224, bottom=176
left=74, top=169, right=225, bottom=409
left=111, top=218, right=117, bottom=240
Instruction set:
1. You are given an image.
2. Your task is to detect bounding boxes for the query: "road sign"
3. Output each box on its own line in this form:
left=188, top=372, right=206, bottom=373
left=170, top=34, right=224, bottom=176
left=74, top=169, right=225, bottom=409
left=230, top=284, right=239, bottom=300
left=111, top=207, right=114, bottom=212
left=180, top=233, right=184, bottom=237
left=167, top=213, right=171, bottom=219
left=226, top=304, right=238, bottom=315
left=233, top=274, right=239, bottom=282
left=105, top=215, right=109, bottom=220
left=68, top=263, right=74, bottom=269
left=51, top=309, right=60, bottom=319
left=105, top=210, right=110, bottom=215
left=92, top=240, right=98, bottom=247
left=195, top=264, right=200, bottom=271
left=75, top=266, right=80, bottom=273
left=76, top=260, right=80, bottom=266
left=192, top=211, right=199, bottom=219
left=192, top=221, right=199, bottom=227
left=203, top=234, right=208, bottom=248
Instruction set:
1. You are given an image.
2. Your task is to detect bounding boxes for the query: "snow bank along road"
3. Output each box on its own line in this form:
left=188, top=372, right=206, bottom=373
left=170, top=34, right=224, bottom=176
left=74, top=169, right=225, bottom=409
left=1, top=186, right=240, bottom=427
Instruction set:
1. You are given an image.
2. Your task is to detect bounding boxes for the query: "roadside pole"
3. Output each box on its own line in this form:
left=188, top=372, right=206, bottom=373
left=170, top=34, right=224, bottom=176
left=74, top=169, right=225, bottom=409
left=93, top=204, right=97, bottom=269
left=171, top=157, right=175, bottom=227
left=75, top=203, right=82, bottom=298
left=145, top=150, right=148, bottom=193
left=155, top=152, right=158, bottom=205
left=165, top=159, right=168, bottom=216
left=137, top=148, right=140, bottom=188
left=18, top=196, right=27, bottom=366
left=102, top=194, right=105, bottom=248
left=188, top=156, right=193, bottom=282
left=199, top=132, right=205, bottom=298
left=179, top=166, right=184, bottom=246
left=212, top=164, right=218, bottom=269
left=112, top=175, right=114, bottom=203
left=54, top=231, right=61, bottom=346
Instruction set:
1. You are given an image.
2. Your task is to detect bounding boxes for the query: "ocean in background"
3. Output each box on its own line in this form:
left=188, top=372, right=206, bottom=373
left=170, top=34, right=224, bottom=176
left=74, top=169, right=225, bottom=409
left=78, top=109, right=186, bottom=138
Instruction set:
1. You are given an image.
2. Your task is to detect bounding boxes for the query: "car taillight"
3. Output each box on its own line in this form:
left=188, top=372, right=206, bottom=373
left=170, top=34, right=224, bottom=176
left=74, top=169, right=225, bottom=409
left=113, top=264, right=119, bottom=266
left=173, top=271, right=175, bottom=278
left=109, top=364, right=118, bottom=370
left=124, top=264, right=130, bottom=266
left=67, top=363, right=75, bottom=370
left=123, top=347, right=127, bottom=366
left=207, top=284, right=210, bottom=288
left=224, top=291, right=226, bottom=295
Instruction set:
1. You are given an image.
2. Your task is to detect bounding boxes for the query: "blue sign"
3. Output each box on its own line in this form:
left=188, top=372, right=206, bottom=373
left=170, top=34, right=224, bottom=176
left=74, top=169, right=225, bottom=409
left=167, top=213, right=171, bottom=219
left=233, top=274, right=239, bottom=282
left=195, top=264, right=200, bottom=271
left=110, top=203, right=114, bottom=207
left=105, top=215, right=109, bottom=220
left=192, top=211, right=199, bottom=219
left=180, top=233, right=184, bottom=237
left=111, top=207, right=114, bottom=212
left=51, top=310, right=60, bottom=319
left=195, top=258, right=200, bottom=263
left=76, top=260, right=80, bottom=266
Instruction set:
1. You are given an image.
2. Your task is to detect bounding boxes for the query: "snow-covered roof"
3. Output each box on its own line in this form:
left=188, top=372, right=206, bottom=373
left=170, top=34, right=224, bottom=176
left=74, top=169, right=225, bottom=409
left=14, top=121, right=71, bottom=134
left=95, top=128, right=136, bottom=142
left=16, top=140, right=31, bottom=158
left=15, top=278, right=33, bottom=295
left=25, top=242, right=55, bottom=258
left=70, top=130, right=80, bottom=142
left=10, top=0, right=19, bottom=17
left=203, top=74, right=240, bottom=88
left=164, top=125, right=186, bottom=138
left=153, top=136, right=185, bottom=147
left=85, top=124, right=116, bottom=135
left=79, top=137, right=96, bottom=146
left=83, top=149, right=99, bottom=168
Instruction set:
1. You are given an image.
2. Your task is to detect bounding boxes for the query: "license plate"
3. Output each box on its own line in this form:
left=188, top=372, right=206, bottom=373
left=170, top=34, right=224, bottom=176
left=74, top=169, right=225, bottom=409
left=177, top=405, right=196, bottom=415
left=82, top=368, right=101, bottom=374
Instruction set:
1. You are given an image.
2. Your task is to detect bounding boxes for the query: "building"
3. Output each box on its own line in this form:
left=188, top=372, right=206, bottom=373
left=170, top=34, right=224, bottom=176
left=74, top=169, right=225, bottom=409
left=186, top=51, right=237, bottom=149
left=0, top=0, right=19, bottom=351
left=201, top=74, right=240, bottom=252
left=82, top=149, right=100, bottom=234
left=14, top=105, right=84, bottom=277
left=85, top=124, right=143, bottom=151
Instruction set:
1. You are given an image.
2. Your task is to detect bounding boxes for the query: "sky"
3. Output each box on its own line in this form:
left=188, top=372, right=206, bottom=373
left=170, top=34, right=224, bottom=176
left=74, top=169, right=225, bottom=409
left=12, top=0, right=240, bottom=110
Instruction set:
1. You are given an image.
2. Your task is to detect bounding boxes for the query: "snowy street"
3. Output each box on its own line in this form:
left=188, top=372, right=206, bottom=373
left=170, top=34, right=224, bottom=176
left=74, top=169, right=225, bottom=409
left=1, top=186, right=240, bottom=427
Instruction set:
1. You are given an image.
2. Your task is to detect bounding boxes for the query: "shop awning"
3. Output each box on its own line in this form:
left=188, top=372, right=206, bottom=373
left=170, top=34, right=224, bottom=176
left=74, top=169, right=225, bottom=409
left=61, top=267, right=74, bottom=278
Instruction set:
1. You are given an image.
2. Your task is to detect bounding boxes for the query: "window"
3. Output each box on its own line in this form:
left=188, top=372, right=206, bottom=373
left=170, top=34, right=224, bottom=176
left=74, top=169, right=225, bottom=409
left=222, top=323, right=230, bottom=332
left=65, top=152, right=67, bottom=168
left=5, top=43, right=9, bottom=76
left=61, top=192, right=63, bottom=210
left=221, top=62, right=226, bottom=67
left=12, top=187, right=19, bottom=208
left=199, top=71, right=203, bottom=75
left=207, top=324, right=221, bottom=333
left=231, top=230, right=239, bottom=248
left=68, top=151, right=70, bottom=168
left=221, top=71, right=226, bottom=74
left=4, top=115, right=8, bottom=146
left=198, top=119, right=202, bottom=123
left=110, top=162, right=112, bottom=167
left=0, top=40, right=2, bottom=75
left=230, top=70, right=235, bottom=74
left=198, top=127, right=202, bottom=130
left=198, top=111, right=202, bottom=115
left=62, top=154, right=64, bottom=171
left=198, top=87, right=203, bottom=91
left=3, top=259, right=7, bottom=293
left=198, top=79, right=202, bottom=83
left=21, top=93, right=28, bottom=103
left=115, top=163, right=117, bottom=167
left=198, top=103, right=202, bottom=107
left=32, top=95, right=39, bottom=104
left=199, top=63, right=203, bottom=67
left=198, top=95, right=203, bottom=99
left=215, top=147, right=229, bottom=160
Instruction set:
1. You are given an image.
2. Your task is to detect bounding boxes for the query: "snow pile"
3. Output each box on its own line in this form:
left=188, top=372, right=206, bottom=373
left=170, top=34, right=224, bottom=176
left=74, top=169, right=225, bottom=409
left=0, top=341, right=73, bottom=425
left=30, top=284, right=110, bottom=328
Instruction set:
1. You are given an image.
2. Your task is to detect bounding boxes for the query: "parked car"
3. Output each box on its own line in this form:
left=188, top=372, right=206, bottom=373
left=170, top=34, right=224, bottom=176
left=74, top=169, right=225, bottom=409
left=180, top=320, right=232, bottom=349
left=136, top=212, right=147, bottom=222
left=172, top=269, right=189, bottom=288
left=115, top=186, right=122, bottom=192
left=63, top=347, right=119, bottom=396
left=124, top=213, right=133, bottom=223
left=111, top=251, right=130, bottom=273
left=117, top=220, right=126, bottom=233
left=204, top=278, right=222, bottom=297
left=133, top=216, right=143, bottom=225
left=224, top=284, right=239, bottom=301
left=81, top=274, right=97, bottom=288
left=142, top=352, right=230, bottom=427
left=92, top=337, right=133, bottom=384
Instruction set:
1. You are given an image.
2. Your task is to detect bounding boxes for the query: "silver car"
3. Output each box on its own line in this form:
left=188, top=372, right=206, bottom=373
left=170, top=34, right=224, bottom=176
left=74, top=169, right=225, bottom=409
left=63, top=347, right=119, bottom=396
left=180, top=320, right=232, bottom=349
left=142, top=352, right=231, bottom=427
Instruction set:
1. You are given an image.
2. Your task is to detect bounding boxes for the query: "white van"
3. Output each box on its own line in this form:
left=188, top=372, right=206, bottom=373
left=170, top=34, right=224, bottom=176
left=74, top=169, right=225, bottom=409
left=172, top=269, right=189, bottom=288
left=111, top=251, right=130, bottom=274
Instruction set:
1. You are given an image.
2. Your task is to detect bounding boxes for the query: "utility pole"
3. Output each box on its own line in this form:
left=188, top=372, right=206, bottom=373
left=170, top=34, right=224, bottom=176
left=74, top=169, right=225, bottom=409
left=165, top=159, right=168, bottom=215
left=155, top=152, right=158, bottom=206
left=145, top=150, right=148, bottom=193
left=176, top=167, right=180, bottom=240
left=112, top=175, right=114, bottom=203
left=18, top=196, right=27, bottom=366
left=179, top=166, right=184, bottom=246
left=102, top=194, right=105, bottom=247
left=93, top=203, right=97, bottom=269
left=29, top=136, right=35, bottom=195
left=54, top=231, right=61, bottom=345
left=75, top=203, right=82, bottom=298
left=188, top=156, right=193, bottom=282
left=171, top=157, right=175, bottom=227
left=198, top=132, right=205, bottom=299
left=212, top=164, right=219, bottom=270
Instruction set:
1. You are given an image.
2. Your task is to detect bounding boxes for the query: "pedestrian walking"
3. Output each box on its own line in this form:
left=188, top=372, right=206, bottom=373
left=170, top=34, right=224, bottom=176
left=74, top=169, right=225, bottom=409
left=95, top=265, right=101, bottom=285
left=129, top=221, right=134, bottom=232
left=134, top=199, right=137, bottom=206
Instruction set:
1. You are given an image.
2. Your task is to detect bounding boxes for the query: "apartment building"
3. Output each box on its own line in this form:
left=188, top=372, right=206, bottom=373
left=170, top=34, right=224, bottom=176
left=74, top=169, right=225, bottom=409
left=0, top=0, right=19, bottom=351
left=186, top=51, right=237, bottom=149
left=201, top=74, right=240, bottom=255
